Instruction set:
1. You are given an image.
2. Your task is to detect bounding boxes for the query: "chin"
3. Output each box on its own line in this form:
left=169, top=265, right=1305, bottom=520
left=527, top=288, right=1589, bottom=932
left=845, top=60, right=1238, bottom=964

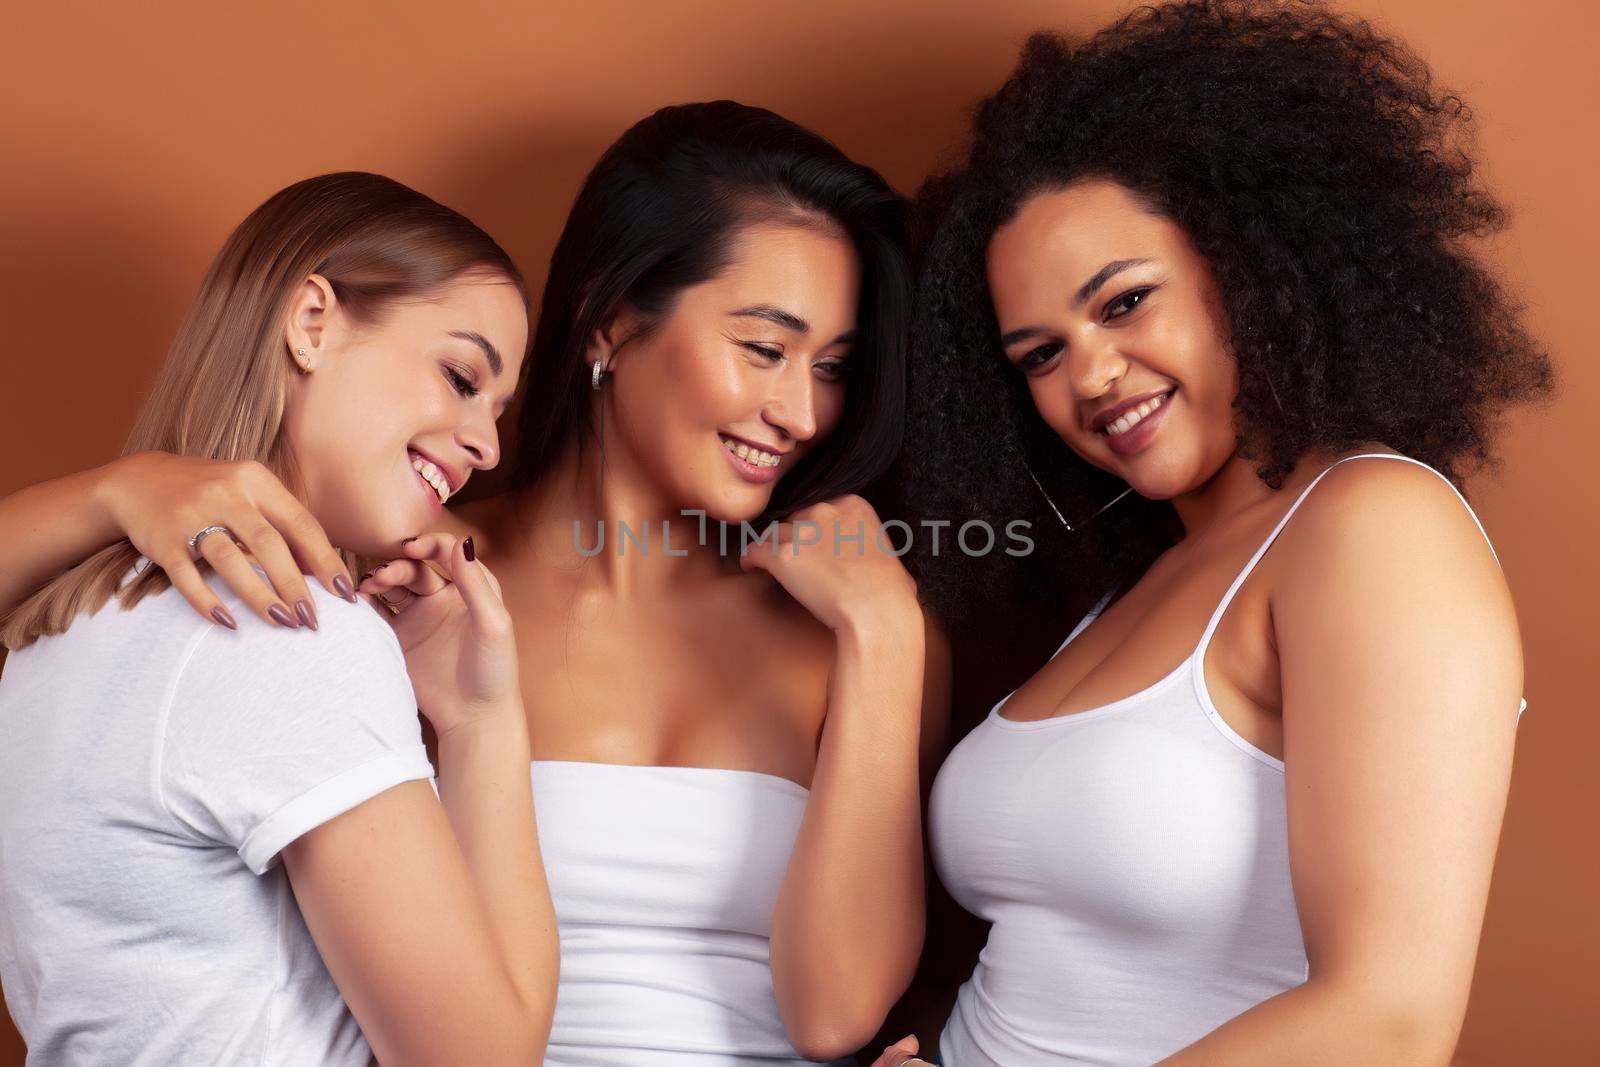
left=1127, top=453, right=1220, bottom=501
left=688, top=485, right=774, bottom=527
left=339, top=507, right=427, bottom=560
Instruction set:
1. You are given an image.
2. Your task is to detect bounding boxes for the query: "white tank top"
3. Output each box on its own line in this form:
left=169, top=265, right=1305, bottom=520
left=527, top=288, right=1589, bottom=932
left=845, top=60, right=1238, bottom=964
left=928, top=454, right=1523, bottom=1065
left=530, top=760, right=840, bottom=1066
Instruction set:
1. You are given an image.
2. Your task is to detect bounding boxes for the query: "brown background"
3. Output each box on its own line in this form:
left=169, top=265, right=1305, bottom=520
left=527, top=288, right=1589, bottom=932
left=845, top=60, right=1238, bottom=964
left=1, top=0, right=1594, bottom=1062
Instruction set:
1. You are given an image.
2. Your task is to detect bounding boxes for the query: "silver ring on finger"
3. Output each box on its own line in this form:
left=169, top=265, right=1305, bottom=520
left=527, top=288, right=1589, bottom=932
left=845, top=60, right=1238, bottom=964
left=187, top=524, right=234, bottom=561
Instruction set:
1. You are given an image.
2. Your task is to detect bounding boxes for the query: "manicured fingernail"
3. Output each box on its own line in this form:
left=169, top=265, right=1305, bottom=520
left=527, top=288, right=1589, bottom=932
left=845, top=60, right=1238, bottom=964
left=332, top=574, right=357, bottom=603
left=295, top=599, right=318, bottom=631
left=463, top=536, right=476, bottom=563
left=210, top=606, right=238, bottom=631
left=268, top=603, right=299, bottom=629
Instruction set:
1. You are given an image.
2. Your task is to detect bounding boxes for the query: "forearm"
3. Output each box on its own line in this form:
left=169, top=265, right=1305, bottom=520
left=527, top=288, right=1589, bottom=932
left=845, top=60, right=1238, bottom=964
left=0, top=459, right=126, bottom=613
left=770, top=609, right=927, bottom=1057
left=1159, top=977, right=1460, bottom=1067
left=435, top=708, right=558, bottom=1045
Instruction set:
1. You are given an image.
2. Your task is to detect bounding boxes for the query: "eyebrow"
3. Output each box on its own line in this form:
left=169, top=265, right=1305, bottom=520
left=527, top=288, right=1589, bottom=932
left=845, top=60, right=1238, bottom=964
left=1074, top=258, right=1150, bottom=309
left=998, top=258, right=1152, bottom=348
left=449, top=330, right=503, bottom=376
left=729, top=305, right=857, bottom=347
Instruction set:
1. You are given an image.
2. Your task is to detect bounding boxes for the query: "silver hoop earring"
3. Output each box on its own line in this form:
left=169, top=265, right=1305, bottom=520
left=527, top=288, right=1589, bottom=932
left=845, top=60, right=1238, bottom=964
left=1023, top=462, right=1134, bottom=533
left=591, top=357, right=606, bottom=390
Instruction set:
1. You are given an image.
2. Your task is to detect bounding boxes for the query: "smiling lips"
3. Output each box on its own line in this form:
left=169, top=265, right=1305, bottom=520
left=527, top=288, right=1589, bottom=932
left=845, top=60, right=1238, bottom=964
left=719, top=432, right=786, bottom=484
left=1098, top=390, right=1172, bottom=438
left=1091, top=388, right=1177, bottom=458
left=409, top=450, right=456, bottom=505
left=720, top=433, right=783, bottom=468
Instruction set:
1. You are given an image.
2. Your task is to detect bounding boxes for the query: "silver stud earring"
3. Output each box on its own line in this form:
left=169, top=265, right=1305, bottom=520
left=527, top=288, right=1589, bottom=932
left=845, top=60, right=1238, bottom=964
left=591, top=357, right=605, bottom=390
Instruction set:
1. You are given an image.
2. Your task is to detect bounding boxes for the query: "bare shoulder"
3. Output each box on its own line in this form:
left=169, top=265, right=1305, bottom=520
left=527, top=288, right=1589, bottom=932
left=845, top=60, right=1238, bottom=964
left=1280, top=455, right=1499, bottom=567
left=744, top=566, right=836, bottom=647
left=1272, top=453, right=1517, bottom=629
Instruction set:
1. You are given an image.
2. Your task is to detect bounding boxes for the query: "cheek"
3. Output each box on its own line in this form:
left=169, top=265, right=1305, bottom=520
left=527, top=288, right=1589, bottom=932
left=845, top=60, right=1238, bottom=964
left=635, top=336, right=736, bottom=417
left=1186, top=347, right=1239, bottom=439
left=685, top=344, right=752, bottom=414
left=303, top=372, right=439, bottom=486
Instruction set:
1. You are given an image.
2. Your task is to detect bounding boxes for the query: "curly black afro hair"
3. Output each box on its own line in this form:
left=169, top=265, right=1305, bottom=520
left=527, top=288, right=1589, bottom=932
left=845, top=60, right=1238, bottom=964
left=891, top=0, right=1554, bottom=635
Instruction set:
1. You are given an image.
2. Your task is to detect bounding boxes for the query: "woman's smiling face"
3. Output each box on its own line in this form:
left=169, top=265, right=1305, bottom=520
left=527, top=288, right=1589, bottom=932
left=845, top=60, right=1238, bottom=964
left=598, top=220, right=860, bottom=522
left=283, top=269, right=529, bottom=557
left=987, top=178, right=1240, bottom=501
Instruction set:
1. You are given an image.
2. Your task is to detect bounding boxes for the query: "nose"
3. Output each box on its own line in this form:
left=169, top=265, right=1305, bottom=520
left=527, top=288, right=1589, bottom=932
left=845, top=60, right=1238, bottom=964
left=1065, top=331, right=1128, bottom=402
left=456, top=403, right=502, bottom=471
left=763, top=362, right=818, bottom=443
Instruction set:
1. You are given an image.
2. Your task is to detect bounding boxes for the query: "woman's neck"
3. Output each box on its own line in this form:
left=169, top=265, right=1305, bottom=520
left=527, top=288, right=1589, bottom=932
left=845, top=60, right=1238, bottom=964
left=1170, top=447, right=1362, bottom=541
left=503, top=434, right=732, bottom=597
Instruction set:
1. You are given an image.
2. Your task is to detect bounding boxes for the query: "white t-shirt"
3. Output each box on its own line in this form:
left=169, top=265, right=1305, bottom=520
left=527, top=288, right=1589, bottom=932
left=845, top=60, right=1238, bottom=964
left=0, top=563, right=434, bottom=1065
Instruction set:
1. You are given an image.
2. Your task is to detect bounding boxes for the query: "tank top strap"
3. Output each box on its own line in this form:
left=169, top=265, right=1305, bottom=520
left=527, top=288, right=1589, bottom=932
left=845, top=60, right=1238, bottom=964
left=1195, top=452, right=1502, bottom=658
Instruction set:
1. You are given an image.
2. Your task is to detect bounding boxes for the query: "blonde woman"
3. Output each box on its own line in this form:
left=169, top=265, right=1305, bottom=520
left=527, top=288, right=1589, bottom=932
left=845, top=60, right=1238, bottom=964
left=0, top=173, right=556, bottom=1065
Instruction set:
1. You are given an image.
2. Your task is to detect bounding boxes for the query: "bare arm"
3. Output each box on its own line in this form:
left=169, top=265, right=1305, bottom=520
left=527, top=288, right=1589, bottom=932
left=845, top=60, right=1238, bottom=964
left=1160, top=461, right=1521, bottom=1066
left=286, top=537, right=557, bottom=1065
left=0, top=452, right=351, bottom=626
left=286, top=724, right=553, bottom=1065
left=0, top=459, right=127, bottom=614
left=750, top=497, right=952, bottom=1061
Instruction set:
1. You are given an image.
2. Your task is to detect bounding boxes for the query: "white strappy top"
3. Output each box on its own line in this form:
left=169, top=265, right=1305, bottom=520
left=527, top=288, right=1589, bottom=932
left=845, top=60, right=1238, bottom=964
left=928, top=454, right=1524, bottom=1065
left=531, top=760, right=843, bottom=1066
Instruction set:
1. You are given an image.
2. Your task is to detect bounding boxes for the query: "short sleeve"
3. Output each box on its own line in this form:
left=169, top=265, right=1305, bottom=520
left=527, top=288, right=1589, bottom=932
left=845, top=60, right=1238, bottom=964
left=159, top=586, right=434, bottom=875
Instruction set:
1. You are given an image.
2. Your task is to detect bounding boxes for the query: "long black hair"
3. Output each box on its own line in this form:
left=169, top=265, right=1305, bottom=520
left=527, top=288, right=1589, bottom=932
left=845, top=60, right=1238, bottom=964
left=512, top=100, right=912, bottom=521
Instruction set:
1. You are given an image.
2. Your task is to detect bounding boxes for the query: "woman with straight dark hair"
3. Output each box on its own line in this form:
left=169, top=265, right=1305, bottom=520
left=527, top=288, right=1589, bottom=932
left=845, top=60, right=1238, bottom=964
left=875, top=2, right=1551, bottom=1064
left=1, top=102, right=947, bottom=1064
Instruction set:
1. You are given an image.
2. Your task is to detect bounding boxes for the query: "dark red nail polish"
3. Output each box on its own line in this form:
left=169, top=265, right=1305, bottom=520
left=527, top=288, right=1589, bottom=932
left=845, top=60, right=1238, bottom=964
left=333, top=574, right=357, bottom=603
left=268, top=603, right=299, bottom=629
left=210, top=606, right=238, bottom=631
left=463, top=536, right=476, bottom=563
left=295, top=599, right=318, bottom=631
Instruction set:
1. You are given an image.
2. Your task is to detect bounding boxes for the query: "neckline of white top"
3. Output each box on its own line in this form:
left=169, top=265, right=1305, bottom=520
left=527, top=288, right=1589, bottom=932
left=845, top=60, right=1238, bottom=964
left=530, top=758, right=811, bottom=796
left=984, top=452, right=1525, bottom=748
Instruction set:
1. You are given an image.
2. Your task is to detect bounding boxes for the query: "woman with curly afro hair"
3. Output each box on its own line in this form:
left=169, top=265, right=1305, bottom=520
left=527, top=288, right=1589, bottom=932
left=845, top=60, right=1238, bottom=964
left=874, top=2, right=1554, bottom=1065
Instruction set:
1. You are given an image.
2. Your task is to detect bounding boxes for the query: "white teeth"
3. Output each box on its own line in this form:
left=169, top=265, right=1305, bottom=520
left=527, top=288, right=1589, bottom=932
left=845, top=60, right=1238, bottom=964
left=1103, top=392, right=1169, bottom=437
left=410, top=454, right=450, bottom=504
left=722, top=436, right=780, bottom=468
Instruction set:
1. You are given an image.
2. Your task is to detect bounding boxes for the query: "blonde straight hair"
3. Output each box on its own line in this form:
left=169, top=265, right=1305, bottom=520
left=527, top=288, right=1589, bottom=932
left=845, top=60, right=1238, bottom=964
left=2, top=172, right=525, bottom=650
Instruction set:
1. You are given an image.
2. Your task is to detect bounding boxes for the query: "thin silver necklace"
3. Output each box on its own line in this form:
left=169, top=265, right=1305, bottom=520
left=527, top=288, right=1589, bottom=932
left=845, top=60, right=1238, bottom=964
left=1024, top=463, right=1135, bottom=532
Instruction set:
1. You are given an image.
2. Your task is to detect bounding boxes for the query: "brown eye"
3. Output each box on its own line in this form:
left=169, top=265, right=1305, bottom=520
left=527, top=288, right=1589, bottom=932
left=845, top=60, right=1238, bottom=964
left=444, top=366, right=479, bottom=397
left=1019, top=342, right=1063, bottom=370
left=1104, top=286, right=1154, bottom=321
left=742, top=342, right=784, bottom=363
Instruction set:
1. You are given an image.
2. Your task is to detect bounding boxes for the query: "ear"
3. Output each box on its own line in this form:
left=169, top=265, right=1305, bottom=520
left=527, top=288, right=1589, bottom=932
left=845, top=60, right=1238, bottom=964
left=585, top=303, right=647, bottom=375
left=283, top=274, right=338, bottom=374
